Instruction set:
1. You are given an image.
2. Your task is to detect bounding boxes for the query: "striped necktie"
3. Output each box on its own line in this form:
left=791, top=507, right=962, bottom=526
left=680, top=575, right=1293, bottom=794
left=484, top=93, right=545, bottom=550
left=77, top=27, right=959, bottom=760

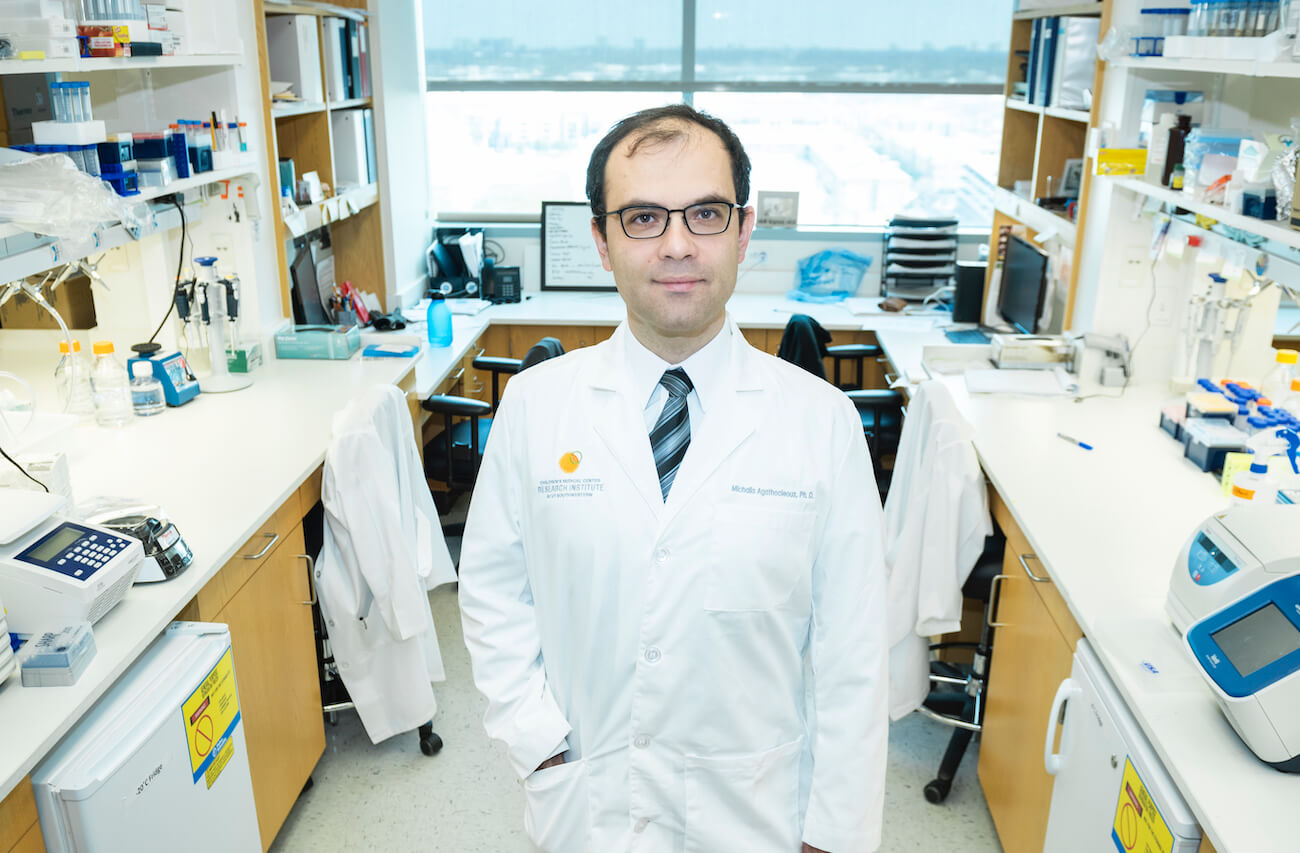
left=649, top=368, right=693, bottom=500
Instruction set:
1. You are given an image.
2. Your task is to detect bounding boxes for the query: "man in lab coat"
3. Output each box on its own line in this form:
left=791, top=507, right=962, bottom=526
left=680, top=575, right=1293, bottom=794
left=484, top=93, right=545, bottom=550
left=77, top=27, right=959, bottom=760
left=458, top=104, right=888, bottom=853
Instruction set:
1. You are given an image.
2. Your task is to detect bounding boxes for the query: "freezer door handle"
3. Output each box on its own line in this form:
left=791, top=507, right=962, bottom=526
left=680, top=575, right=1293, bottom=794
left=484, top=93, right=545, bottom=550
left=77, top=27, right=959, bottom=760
left=1044, top=677, right=1082, bottom=776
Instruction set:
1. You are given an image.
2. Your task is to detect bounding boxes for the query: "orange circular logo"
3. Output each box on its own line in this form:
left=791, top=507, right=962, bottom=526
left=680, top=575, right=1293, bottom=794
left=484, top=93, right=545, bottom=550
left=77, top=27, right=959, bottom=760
left=558, top=451, right=582, bottom=473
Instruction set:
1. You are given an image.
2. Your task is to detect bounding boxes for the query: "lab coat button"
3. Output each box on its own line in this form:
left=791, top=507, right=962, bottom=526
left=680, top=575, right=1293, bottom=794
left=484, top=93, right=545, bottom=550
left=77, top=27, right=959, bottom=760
left=633, top=735, right=650, bottom=749
left=644, top=647, right=661, bottom=663
left=654, top=547, right=669, bottom=563
left=633, top=817, right=650, bottom=833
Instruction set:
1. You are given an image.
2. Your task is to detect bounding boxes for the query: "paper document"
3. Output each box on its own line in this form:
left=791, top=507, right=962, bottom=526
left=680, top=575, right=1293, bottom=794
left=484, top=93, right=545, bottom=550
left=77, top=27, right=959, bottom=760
left=842, top=297, right=887, bottom=315
left=964, top=366, right=1079, bottom=396
left=447, top=298, right=491, bottom=315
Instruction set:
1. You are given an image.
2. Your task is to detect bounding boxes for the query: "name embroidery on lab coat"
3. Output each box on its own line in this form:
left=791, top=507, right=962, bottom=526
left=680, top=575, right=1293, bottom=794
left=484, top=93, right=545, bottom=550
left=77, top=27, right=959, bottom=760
left=731, top=484, right=816, bottom=501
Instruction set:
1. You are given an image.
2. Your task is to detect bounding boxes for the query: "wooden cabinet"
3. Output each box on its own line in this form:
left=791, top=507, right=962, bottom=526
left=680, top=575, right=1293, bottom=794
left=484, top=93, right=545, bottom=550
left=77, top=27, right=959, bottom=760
left=978, top=488, right=1083, bottom=853
left=0, top=777, right=43, bottom=853
left=181, top=487, right=323, bottom=852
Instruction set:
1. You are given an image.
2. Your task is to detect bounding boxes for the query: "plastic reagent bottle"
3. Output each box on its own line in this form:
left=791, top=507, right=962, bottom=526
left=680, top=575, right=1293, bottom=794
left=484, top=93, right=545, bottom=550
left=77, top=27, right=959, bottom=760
left=426, top=293, right=453, bottom=348
left=1262, top=349, right=1298, bottom=402
left=129, top=361, right=165, bottom=417
left=1230, top=427, right=1300, bottom=504
left=55, top=339, right=96, bottom=416
left=89, top=341, right=134, bottom=427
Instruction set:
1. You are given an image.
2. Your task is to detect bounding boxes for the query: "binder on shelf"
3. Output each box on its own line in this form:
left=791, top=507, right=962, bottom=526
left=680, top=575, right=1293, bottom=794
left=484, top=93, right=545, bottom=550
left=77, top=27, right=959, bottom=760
left=881, top=216, right=959, bottom=301
left=322, top=17, right=347, bottom=103
left=1048, top=17, right=1100, bottom=110
left=347, top=19, right=362, bottom=100
left=338, top=19, right=354, bottom=99
left=266, top=14, right=323, bottom=104
left=361, top=108, right=376, bottom=183
left=1034, top=18, right=1058, bottom=106
left=330, top=108, right=369, bottom=190
left=357, top=22, right=370, bottom=98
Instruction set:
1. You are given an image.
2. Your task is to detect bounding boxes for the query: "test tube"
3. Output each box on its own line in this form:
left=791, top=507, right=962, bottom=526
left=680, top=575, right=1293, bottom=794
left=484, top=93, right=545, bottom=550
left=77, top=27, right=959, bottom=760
left=78, top=82, right=93, bottom=122
left=69, top=85, right=84, bottom=122
left=82, top=144, right=101, bottom=176
left=48, top=83, right=65, bottom=122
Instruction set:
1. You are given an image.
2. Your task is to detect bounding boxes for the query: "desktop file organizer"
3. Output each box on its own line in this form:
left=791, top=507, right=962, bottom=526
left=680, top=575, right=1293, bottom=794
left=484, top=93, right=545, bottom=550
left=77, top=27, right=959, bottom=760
left=881, top=216, right=959, bottom=301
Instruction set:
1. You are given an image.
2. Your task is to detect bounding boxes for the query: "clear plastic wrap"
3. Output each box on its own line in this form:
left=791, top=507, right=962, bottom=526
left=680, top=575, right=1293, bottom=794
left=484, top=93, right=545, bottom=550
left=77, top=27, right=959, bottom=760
left=1272, top=121, right=1300, bottom=222
left=0, top=153, right=144, bottom=242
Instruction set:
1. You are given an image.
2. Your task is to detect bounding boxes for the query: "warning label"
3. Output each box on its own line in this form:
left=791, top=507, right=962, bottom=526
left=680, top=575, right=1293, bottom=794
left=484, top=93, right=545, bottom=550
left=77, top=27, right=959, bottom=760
left=1111, top=757, right=1175, bottom=853
left=182, top=646, right=242, bottom=789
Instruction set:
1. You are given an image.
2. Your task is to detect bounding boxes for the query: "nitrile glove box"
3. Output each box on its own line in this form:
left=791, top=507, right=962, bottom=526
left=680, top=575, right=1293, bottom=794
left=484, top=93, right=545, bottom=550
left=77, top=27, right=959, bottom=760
left=274, top=324, right=360, bottom=360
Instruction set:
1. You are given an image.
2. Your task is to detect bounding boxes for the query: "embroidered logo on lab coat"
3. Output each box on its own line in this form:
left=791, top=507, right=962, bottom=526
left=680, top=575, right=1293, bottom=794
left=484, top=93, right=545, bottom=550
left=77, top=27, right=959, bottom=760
left=558, top=451, right=582, bottom=473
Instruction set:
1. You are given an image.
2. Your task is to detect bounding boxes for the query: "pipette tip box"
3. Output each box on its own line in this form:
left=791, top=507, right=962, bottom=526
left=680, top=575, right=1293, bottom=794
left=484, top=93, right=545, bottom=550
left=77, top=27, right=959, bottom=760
left=17, top=623, right=96, bottom=687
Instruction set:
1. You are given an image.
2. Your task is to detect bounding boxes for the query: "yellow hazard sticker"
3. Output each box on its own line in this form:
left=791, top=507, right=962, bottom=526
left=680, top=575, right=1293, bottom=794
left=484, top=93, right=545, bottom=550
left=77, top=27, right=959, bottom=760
left=181, top=646, right=242, bottom=788
left=1111, top=757, right=1175, bottom=853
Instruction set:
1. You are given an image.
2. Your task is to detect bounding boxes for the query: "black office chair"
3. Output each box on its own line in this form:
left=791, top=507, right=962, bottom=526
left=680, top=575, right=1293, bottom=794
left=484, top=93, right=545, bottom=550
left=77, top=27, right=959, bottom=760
left=421, top=336, right=565, bottom=520
left=776, top=315, right=904, bottom=494
left=917, top=529, right=1006, bottom=804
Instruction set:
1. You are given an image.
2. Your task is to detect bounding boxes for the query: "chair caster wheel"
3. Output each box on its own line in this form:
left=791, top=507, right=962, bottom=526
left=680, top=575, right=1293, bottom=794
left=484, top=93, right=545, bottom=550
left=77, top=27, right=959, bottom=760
left=924, top=779, right=951, bottom=804
left=420, top=732, right=443, bottom=756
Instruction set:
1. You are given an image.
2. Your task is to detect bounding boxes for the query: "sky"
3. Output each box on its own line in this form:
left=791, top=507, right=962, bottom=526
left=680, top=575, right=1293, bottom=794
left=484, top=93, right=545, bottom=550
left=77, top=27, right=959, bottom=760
left=424, top=1, right=1016, bottom=53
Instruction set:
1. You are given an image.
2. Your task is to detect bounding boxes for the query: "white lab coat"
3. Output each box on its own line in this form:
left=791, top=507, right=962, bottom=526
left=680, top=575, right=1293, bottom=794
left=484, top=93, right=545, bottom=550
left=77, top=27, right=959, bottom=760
left=315, top=384, right=457, bottom=743
left=881, top=379, right=991, bottom=721
left=459, top=319, right=889, bottom=853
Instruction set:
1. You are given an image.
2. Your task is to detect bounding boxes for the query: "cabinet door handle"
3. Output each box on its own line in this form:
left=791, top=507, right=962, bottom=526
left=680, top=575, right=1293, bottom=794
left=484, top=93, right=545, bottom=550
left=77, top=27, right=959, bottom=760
left=988, top=574, right=1010, bottom=627
left=1044, top=677, right=1082, bottom=776
left=300, top=554, right=317, bottom=606
left=243, top=532, right=279, bottom=560
left=1018, top=552, right=1049, bottom=583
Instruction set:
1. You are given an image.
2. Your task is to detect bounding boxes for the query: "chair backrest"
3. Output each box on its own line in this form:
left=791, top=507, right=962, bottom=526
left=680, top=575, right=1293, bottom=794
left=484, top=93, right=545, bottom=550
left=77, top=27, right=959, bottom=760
left=776, top=314, right=831, bottom=380
left=520, top=336, right=565, bottom=371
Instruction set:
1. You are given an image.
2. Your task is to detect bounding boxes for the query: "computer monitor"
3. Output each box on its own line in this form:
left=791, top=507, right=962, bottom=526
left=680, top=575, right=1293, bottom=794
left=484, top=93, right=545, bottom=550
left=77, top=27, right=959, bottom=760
left=998, top=234, right=1048, bottom=334
left=289, top=243, right=329, bottom=326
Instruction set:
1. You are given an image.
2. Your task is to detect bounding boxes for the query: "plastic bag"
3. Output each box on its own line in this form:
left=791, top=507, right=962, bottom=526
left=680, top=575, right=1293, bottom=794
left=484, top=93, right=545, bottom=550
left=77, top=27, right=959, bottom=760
left=790, top=248, right=873, bottom=304
left=0, top=154, right=144, bottom=242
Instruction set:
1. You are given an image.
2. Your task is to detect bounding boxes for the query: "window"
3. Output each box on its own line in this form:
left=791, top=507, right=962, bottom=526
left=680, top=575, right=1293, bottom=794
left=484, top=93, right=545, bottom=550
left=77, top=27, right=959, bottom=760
left=425, top=1, right=1013, bottom=226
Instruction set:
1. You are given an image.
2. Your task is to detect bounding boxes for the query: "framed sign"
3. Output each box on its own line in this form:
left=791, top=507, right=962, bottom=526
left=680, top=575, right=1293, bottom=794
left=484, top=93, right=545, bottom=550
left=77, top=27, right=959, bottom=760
left=756, top=191, right=799, bottom=228
left=541, top=201, right=617, bottom=292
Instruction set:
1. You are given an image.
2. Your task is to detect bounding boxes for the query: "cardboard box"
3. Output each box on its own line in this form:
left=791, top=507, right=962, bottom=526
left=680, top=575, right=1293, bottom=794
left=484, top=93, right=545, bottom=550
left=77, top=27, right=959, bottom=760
left=0, top=274, right=97, bottom=330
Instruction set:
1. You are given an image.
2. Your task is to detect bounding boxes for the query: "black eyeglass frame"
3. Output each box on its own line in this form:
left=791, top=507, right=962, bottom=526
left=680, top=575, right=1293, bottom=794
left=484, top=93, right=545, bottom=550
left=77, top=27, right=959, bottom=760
left=603, top=202, right=741, bottom=239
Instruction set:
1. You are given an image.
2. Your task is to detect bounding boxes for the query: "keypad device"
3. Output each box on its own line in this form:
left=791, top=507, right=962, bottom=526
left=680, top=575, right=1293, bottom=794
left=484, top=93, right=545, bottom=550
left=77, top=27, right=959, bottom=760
left=18, top=522, right=134, bottom=581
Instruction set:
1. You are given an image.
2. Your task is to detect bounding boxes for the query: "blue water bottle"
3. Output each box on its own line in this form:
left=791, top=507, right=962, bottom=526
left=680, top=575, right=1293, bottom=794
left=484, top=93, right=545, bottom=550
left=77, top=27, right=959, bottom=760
left=426, top=293, right=453, bottom=347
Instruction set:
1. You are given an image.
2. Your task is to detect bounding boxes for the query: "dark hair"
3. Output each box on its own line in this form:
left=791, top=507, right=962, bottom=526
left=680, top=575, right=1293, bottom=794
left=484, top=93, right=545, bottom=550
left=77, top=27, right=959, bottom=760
left=586, top=104, right=751, bottom=237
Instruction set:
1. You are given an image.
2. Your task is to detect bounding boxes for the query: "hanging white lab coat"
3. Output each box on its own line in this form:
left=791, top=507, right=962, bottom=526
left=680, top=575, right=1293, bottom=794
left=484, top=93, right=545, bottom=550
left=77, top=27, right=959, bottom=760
left=881, top=379, right=991, bottom=721
left=459, top=319, right=889, bottom=853
left=315, top=384, right=457, bottom=743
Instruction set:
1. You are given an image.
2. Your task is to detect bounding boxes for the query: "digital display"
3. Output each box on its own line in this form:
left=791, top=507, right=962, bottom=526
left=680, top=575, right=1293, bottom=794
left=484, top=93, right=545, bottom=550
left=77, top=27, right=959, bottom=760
left=27, top=526, right=85, bottom=562
left=1211, top=603, right=1300, bottom=678
left=1195, top=533, right=1237, bottom=574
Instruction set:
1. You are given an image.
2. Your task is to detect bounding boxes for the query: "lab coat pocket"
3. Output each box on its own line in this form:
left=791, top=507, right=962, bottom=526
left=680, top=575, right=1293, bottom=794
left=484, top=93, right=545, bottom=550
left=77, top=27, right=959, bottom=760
left=684, top=737, right=804, bottom=853
left=523, top=758, right=591, bottom=853
left=706, top=506, right=815, bottom=611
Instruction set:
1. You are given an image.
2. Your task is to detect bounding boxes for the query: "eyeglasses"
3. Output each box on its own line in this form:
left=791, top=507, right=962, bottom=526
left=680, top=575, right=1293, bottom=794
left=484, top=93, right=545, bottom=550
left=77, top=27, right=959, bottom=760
left=605, top=202, right=739, bottom=239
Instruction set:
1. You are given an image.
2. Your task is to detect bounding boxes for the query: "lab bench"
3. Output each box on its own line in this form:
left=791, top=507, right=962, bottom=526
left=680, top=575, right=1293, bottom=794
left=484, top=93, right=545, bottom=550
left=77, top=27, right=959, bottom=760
left=875, top=327, right=1298, bottom=853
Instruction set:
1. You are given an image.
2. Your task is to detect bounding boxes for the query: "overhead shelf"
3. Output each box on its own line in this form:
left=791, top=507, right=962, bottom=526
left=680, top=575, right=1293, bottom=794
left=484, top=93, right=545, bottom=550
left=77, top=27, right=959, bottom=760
left=1110, top=55, right=1300, bottom=79
left=1013, top=2, right=1102, bottom=19
left=272, top=101, right=327, bottom=117
left=1109, top=177, right=1300, bottom=252
left=992, top=186, right=1078, bottom=247
left=327, top=97, right=372, bottom=110
left=1005, top=98, right=1091, bottom=124
left=0, top=164, right=258, bottom=283
left=281, top=183, right=378, bottom=238
left=0, top=54, right=242, bottom=75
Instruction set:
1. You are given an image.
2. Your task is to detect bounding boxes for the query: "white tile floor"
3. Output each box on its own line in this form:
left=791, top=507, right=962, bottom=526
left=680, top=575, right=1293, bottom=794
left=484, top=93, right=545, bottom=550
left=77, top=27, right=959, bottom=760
left=270, top=585, right=1003, bottom=852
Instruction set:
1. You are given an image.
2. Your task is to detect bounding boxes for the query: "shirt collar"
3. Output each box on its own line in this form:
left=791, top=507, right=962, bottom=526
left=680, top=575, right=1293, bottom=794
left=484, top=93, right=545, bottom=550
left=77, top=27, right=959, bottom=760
left=624, top=318, right=732, bottom=415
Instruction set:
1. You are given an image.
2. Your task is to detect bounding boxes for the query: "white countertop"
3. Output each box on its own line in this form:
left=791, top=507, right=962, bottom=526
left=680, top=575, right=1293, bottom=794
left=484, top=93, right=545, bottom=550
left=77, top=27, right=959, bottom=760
left=877, top=328, right=1298, bottom=853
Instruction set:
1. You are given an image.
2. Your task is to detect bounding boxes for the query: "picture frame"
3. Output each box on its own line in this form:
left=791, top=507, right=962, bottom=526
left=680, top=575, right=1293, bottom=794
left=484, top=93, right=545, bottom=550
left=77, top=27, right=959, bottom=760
left=756, top=191, right=799, bottom=228
left=1060, top=158, right=1085, bottom=198
left=540, top=201, right=618, bottom=292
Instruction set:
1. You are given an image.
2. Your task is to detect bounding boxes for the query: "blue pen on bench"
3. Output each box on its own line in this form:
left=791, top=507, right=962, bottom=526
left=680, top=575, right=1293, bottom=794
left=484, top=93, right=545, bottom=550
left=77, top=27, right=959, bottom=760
left=1057, top=432, right=1093, bottom=451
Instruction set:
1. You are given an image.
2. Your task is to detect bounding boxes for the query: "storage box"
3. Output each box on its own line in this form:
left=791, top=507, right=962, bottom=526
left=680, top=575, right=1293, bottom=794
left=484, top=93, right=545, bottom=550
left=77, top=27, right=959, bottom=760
left=227, top=341, right=264, bottom=373
left=32, top=119, right=106, bottom=146
left=0, top=273, right=97, bottom=330
left=77, top=24, right=131, bottom=57
left=274, top=324, right=360, bottom=360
